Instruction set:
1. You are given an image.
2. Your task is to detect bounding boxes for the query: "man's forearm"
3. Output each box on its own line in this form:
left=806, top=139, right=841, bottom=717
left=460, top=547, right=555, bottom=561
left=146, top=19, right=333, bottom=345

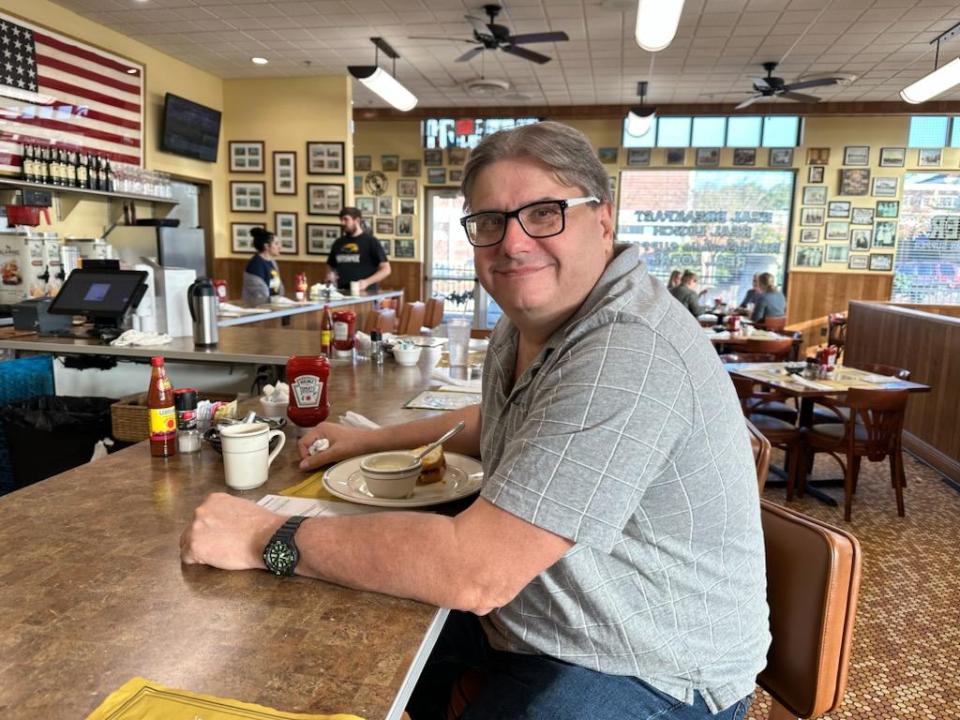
left=362, top=264, right=391, bottom=288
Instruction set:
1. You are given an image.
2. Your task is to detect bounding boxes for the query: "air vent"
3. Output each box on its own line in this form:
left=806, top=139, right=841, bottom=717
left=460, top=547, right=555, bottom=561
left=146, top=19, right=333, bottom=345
left=464, top=77, right=511, bottom=97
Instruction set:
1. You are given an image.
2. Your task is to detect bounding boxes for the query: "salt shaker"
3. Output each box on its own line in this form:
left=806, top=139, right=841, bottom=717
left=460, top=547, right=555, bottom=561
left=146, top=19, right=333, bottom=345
left=173, top=388, right=201, bottom=454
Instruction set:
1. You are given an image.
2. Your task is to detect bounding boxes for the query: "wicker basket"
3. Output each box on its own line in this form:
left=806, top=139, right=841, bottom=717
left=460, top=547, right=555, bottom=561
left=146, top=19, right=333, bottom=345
left=111, top=392, right=236, bottom=442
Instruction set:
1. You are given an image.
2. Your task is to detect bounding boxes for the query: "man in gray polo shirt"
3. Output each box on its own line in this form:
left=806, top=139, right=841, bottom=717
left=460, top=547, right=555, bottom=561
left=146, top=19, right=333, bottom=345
left=181, top=121, right=769, bottom=720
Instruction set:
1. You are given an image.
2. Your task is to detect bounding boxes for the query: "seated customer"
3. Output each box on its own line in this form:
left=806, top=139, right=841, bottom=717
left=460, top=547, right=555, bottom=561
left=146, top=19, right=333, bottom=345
left=241, top=227, right=284, bottom=304
left=739, top=273, right=761, bottom=310
left=181, top=121, right=768, bottom=720
left=667, top=268, right=681, bottom=290
left=669, top=269, right=709, bottom=317
left=751, top=272, right=786, bottom=324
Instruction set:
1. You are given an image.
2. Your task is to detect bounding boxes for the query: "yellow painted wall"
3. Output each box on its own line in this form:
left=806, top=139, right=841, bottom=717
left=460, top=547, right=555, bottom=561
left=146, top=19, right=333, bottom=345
left=1, top=1, right=226, bottom=248
left=221, top=76, right=352, bottom=261
left=354, top=114, right=933, bottom=277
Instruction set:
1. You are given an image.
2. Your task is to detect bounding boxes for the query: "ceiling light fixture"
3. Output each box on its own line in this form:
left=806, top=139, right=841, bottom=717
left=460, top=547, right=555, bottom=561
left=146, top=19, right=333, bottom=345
left=901, top=21, right=960, bottom=104
left=626, top=81, right=656, bottom=137
left=251, top=57, right=269, bottom=65
left=347, top=37, right=417, bottom=112
left=635, top=0, right=685, bottom=53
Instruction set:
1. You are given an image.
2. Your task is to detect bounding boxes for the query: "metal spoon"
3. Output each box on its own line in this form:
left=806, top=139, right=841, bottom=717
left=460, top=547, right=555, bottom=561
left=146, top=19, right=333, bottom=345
left=398, top=420, right=466, bottom=469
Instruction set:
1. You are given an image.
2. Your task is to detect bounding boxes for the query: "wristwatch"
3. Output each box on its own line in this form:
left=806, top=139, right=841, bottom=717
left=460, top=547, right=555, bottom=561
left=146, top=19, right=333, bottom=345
left=262, top=515, right=308, bottom=576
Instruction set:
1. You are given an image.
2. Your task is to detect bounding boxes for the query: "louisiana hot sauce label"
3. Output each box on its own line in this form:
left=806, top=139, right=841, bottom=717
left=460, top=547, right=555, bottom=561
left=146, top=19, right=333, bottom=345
left=149, top=406, right=177, bottom=440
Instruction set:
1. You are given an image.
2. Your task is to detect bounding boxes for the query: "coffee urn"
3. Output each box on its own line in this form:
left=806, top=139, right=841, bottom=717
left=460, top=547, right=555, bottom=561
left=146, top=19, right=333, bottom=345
left=186, top=277, right=218, bottom=347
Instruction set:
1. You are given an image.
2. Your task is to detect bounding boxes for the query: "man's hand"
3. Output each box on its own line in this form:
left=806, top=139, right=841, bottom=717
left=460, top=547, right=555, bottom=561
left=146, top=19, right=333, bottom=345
left=297, top=422, right=376, bottom=471
left=180, top=493, right=284, bottom=570
left=357, top=279, right=368, bottom=291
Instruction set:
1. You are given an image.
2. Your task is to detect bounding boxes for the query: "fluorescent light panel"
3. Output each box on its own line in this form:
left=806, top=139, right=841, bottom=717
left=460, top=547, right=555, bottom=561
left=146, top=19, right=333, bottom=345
left=635, top=0, right=685, bottom=53
left=900, top=57, right=960, bottom=104
left=348, top=66, right=417, bottom=112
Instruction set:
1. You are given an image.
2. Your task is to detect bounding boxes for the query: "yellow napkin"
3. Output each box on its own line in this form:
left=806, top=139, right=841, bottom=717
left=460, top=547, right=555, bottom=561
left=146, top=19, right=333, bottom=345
left=280, top=471, right=340, bottom=500
left=86, top=677, right=364, bottom=720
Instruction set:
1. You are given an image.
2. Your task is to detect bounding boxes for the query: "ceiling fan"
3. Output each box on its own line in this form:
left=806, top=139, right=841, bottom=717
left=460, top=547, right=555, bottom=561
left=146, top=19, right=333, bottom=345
left=409, top=4, right=569, bottom=65
left=735, top=62, right=851, bottom=109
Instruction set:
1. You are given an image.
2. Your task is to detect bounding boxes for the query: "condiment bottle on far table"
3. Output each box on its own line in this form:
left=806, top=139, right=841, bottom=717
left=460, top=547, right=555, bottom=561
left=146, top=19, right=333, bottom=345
left=332, top=310, right=356, bottom=358
left=295, top=272, right=308, bottom=301
left=286, top=355, right=330, bottom=430
left=148, top=356, right=177, bottom=458
left=320, top=304, right=333, bottom=357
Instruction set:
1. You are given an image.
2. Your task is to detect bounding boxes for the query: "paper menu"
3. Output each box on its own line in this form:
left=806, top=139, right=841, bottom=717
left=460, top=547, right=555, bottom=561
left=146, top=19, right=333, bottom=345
left=257, top=494, right=385, bottom=517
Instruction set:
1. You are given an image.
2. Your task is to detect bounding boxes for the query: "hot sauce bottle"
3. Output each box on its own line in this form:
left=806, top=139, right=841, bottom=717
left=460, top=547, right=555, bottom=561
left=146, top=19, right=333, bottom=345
left=286, top=355, right=330, bottom=430
left=320, top=304, right=334, bottom=357
left=148, top=356, right=177, bottom=457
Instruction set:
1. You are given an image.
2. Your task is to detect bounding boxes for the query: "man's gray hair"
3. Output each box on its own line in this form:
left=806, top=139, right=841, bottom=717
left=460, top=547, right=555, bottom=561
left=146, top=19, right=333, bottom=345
left=461, top=121, right=612, bottom=211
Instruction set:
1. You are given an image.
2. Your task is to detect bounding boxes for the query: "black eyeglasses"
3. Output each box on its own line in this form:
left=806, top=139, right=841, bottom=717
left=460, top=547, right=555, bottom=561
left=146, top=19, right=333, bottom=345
left=459, top=196, right=599, bottom=247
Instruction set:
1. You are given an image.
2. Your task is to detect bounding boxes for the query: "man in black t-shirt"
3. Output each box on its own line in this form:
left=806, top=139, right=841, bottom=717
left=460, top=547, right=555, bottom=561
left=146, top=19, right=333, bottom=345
left=325, top=207, right=391, bottom=292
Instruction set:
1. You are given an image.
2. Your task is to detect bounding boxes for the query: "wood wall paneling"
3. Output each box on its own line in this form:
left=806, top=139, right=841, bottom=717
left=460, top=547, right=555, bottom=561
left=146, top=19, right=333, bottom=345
left=845, top=301, right=960, bottom=482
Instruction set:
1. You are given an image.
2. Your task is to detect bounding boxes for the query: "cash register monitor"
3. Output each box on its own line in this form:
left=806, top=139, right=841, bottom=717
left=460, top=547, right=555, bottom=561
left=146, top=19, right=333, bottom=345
left=47, top=269, right=148, bottom=339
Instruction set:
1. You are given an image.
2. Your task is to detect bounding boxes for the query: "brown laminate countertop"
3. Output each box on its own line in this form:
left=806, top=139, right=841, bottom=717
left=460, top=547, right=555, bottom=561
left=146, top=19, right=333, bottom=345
left=0, top=362, right=458, bottom=719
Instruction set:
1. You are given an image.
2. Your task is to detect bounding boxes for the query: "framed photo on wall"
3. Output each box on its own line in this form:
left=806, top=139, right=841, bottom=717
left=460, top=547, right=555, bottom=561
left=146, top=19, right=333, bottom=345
left=827, top=201, right=851, bottom=218
left=825, top=245, right=849, bottom=264
left=695, top=148, right=720, bottom=167
left=231, top=222, right=266, bottom=253
left=843, top=146, right=870, bottom=166
left=733, top=148, right=756, bottom=166
left=272, top=151, right=297, bottom=195
left=794, top=246, right=823, bottom=268
left=918, top=148, right=942, bottom=167
left=800, top=207, right=825, bottom=225
left=627, top=148, right=652, bottom=166
left=377, top=195, right=394, bottom=216
left=665, top=148, right=685, bottom=166
left=397, top=179, right=418, bottom=197
left=768, top=148, right=793, bottom=167
left=424, top=149, right=443, bottom=166
left=395, top=214, right=413, bottom=236
left=306, top=141, right=344, bottom=175
left=394, top=238, right=415, bottom=259
left=825, top=222, right=849, bottom=241
left=850, top=229, right=872, bottom=250
left=426, top=168, right=447, bottom=184
left=869, top=253, right=894, bottom=271
left=802, top=186, right=827, bottom=205
left=356, top=196, right=376, bottom=215
left=807, top=166, right=825, bottom=183
left=447, top=147, right=468, bottom=165
left=379, top=239, right=391, bottom=257
left=799, top=228, right=820, bottom=243
left=305, top=223, right=341, bottom=256
left=876, top=200, right=900, bottom=218
left=229, top=141, right=264, bottom=173
left=381, top=154, right=399, bottom=172
left=307, top=183, right=344, bottom=215
left=598, top=147, right=619, bottom=164
left=401, top=159, right=422, bottom=177
left=873, top=221, right=897, bottom=248
left=807, top=147, right=830, bottom=165
left=872, top=176, right=898, bottom=197
left=375, top=217, right=395, bottom=235
left=879, top=147, right=906, bottom=167
left=230, top=181, right=266, bottom=212
left=273, top=212, right=298, bottom=254
left=354, top=155, right=372, bottom=172
left=851, top=207, right=875, bottom=225
left=399, top=198, right=415, bottom=215
left=354, top=175, right=363, bottom=194
left=848, top=254, right=869, bottom=270
left=449, top=169, right=464, bottom=183
left=839, top=169, right=870, bottom=196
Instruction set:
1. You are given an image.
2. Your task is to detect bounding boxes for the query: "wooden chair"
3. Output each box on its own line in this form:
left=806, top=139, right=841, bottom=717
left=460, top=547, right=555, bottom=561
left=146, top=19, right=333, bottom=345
left=424, top=298, right=445, bottom=329
left=758, top=499, right=862, bottom=719
left=757, top=315, right=787, bottom=332
left=397, top=302, right=426, bottom=335
left=721, top=336, right=796, bottom=364
left=803, top=388, right=910, bottom=521
left=447, top=499, right=863, bottom=720
left=361, top=308, right=397, bottom=335
left=746, top=417, right=772, bottom=492
left=827, top=313, right=847, bottom=361
left=811, top=362, right=911, bottom=425
left=733, top=377, right=803, bottom=498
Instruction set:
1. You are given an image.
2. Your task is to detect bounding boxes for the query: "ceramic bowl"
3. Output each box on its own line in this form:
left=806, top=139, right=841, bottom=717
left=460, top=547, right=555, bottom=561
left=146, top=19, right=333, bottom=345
left=392, top=346, right=422, bottom=367
left=259, top=397, right=288, bottom=420
left=358, top=451, right=421, bottom=498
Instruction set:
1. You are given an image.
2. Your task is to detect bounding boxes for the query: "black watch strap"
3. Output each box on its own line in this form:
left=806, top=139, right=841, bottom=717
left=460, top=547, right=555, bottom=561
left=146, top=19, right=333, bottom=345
left=276, top=515, right=308, bottom=542
left=263, top=515, right=308, bottom=576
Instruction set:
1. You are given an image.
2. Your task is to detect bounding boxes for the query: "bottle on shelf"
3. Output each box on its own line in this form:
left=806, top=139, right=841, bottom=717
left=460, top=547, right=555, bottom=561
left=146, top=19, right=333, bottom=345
left=320, top=304, right=333, bottom=357
left=65, top=150, right=77, bottom=187
left=104, top=158, right=113, bottom=193
left=37, top=147, right=48, bottom=184
left=148, top=356, right=177, bottom=458
left=76, top=153, right=89, bottom=189
left=20, top=145, right=32, bottom=182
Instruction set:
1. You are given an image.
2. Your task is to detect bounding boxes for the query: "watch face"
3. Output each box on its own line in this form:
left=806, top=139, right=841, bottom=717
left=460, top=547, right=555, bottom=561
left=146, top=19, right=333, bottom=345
left=263, top=539, right=298, bottom=576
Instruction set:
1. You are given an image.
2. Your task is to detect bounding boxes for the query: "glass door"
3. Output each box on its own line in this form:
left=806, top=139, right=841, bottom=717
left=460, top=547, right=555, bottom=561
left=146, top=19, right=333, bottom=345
left=424, top=188, right=501, bottom=329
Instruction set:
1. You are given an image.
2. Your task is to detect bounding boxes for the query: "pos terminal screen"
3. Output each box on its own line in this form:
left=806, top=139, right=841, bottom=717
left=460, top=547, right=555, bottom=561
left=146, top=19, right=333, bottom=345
left=48, top=269, right=147, bottom=318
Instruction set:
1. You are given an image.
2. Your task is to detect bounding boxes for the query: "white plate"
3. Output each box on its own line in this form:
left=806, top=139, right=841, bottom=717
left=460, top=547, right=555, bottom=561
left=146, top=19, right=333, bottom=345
left=322, top=452, right=483, bottom=508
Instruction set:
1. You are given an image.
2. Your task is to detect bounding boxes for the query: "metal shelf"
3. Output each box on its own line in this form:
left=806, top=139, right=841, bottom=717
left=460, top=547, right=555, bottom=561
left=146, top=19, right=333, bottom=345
left=0, top=178, right=178, bottom=206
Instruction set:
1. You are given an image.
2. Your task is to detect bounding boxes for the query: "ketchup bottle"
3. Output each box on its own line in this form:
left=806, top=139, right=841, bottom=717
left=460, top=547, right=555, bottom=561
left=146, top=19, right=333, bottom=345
left=332, top=310, right=356, bottom=358
left=148, top=356, right=177, bottom=457
left=286, top=355, right=330, bottom=429
left=320, top=304, right=333, bottom=357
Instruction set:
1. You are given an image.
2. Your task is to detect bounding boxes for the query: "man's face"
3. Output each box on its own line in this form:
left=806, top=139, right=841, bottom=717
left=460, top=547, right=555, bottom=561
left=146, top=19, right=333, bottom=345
left=469, top=157, right=613, bottom=328
left=340, top=215, right=360, bottom=235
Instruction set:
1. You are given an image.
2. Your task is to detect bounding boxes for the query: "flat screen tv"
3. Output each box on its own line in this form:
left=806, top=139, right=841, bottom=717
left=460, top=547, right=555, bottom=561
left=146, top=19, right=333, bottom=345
left=161, top=93, right=221, bottom=163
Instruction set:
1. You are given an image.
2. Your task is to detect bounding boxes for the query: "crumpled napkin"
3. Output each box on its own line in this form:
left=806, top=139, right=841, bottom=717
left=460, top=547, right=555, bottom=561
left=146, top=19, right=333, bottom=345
left=110, top=329, right=172, bottom=347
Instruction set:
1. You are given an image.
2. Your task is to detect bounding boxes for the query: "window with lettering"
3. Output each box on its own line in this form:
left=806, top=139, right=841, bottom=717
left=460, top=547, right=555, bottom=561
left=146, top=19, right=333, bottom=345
left=617, top=170, right=794, bottom=304
left=892, top=172, right=960, bottom=304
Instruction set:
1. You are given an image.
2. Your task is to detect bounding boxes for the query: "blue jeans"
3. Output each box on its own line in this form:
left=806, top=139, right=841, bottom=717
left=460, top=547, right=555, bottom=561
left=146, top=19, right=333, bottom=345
left=408, top=611, right=752, bottom=720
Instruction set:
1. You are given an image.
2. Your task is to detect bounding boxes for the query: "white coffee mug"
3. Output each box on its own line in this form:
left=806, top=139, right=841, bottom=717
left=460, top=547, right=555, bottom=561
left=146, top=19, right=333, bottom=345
left=220, top=422, right=286, bottom=490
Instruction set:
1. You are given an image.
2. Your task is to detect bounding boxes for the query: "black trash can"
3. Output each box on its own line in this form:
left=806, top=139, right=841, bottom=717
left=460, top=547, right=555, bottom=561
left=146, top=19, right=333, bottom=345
left=1, top=396, right=116, bottom=490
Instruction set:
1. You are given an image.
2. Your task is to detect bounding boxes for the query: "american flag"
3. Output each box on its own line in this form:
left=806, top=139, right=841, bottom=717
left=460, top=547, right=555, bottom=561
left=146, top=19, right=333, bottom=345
left=0, top=12, right=143, bottom=174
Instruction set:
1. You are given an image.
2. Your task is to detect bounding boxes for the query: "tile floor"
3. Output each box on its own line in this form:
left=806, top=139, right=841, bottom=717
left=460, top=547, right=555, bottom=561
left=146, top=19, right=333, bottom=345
left=747, top=451, right=960, bottom=720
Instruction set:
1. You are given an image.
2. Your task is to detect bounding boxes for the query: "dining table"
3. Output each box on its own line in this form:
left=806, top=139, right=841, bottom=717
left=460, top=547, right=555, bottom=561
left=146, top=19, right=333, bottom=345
left=0, top=360, right=479, bottom=719
left=726, top=361, right=932, bottom=504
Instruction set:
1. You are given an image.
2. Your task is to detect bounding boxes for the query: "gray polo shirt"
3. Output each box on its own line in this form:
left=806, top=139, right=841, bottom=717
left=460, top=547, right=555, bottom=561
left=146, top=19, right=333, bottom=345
left=478, top=243, right=769, bottom=713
